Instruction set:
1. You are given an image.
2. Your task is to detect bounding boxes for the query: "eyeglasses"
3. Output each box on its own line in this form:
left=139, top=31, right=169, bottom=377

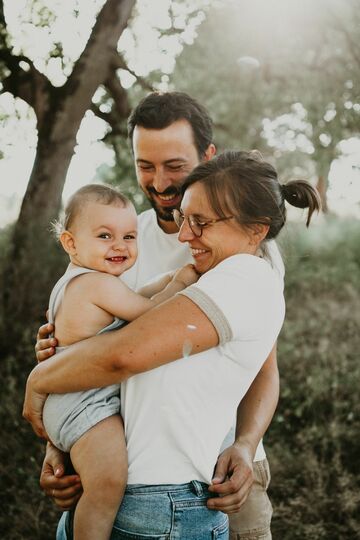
left=172, top=209, right=234, bottom=238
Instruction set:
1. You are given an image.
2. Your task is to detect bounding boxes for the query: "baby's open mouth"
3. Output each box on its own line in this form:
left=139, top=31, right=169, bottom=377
left=107, top=257, right=127, bottom=262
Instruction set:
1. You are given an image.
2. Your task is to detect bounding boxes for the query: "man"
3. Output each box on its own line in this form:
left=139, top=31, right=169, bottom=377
left=36, top=92, right=282, bottom=539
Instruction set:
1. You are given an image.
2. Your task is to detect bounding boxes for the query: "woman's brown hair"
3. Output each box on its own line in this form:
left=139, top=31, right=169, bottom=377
left=182, top=150, right=321, bottom=239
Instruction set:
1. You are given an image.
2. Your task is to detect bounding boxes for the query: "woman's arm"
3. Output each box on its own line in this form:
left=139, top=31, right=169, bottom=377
left=23, top=294, right=218, bottom=433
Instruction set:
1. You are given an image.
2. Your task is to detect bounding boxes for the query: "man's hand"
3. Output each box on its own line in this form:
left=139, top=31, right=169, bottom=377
left=35, top=322, right=57, bottom=363
left=40, top=443, right=82, bottom=510
left=207, top=442, right=254, bottom=514
left=22, top=371, right=48, bottom=439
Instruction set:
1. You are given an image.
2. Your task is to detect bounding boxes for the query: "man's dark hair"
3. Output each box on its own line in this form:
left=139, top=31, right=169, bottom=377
left=127, top=92, right=213, bottom=158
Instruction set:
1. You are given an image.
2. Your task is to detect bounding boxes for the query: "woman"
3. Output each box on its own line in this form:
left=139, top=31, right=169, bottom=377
left=24, top=150, right=320, bottom=539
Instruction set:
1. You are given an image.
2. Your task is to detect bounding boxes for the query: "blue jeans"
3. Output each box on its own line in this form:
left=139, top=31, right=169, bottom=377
left=57, top=481, right=229, bottom=540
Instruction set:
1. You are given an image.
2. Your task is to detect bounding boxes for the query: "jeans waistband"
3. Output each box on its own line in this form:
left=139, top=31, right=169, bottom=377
left=125, top=480, right=209, bottom=497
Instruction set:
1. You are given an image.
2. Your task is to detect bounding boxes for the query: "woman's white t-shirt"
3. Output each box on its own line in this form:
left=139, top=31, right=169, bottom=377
left=121, top=253, right=285, bottom=485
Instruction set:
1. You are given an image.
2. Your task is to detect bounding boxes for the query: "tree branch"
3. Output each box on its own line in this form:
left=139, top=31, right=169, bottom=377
left=104, top=69, right=131, bottom=119
left=63, top=0, right=136, bottom=111
left=90, top=82, right=130, bottom=138
left=0, top=3, right=53, bottom=120
left=110, top=51, right=154, bottom=91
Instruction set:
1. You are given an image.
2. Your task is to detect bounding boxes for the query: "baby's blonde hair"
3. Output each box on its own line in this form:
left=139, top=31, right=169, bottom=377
left=52, top=184, right=131, bottom=239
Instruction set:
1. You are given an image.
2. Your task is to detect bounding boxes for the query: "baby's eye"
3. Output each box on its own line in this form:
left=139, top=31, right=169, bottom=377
left=98, top=233, right=111, bottom=239
left=124, top=234, right=136, bottom=240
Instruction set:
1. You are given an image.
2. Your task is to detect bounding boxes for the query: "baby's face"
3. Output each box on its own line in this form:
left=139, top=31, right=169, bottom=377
left=68, top=202, right=138, bottom=276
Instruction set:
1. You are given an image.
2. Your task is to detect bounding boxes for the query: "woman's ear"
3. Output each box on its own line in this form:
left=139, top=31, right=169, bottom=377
left=60, top=230, right=76, bottom=255
left=203, top=143, right=216, bottom=162
left=248, top=223, right=270, bottom=245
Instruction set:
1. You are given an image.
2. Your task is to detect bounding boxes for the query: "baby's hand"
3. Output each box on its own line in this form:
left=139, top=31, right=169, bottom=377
left=173, top=264, right=199, bottom=287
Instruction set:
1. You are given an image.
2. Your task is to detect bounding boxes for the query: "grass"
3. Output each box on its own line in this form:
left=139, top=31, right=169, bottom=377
left=1, top=217, right=359, bottom=539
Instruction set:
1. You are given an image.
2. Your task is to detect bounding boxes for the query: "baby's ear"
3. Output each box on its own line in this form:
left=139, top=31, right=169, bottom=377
left=59, top=230, right=76, bottom=255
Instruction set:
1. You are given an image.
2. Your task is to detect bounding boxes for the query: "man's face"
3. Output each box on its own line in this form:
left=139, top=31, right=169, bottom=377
left=132, top=120, right=202, bottom=232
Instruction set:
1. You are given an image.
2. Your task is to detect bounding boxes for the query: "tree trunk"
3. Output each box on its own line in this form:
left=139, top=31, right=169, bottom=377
left=316, top=174, right=329, bottom=214
left=2, top=0, right=136, bottom=347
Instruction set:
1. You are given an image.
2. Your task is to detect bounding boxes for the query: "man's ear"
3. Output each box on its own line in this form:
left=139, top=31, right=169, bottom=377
left=203, top=143, right=216, bottom=162
left=60, top=230, right=76, bottom=255
left=248, top=223, right=270, bottom=245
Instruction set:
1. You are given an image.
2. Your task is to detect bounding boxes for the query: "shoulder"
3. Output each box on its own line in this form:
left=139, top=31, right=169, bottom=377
left=138, top=209, right=156, bottom=229
left=66, top=270, right=124, bottom=297
left=179, top=254, right=284, bottom=344
left=192, top=254, right=283, bottom=311
left=199, top=254, right=280, bottom=290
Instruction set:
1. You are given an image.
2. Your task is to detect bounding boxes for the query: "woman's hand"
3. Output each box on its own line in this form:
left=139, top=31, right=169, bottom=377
left=40, top=443, right=82, bottom=510
left=35, top=322, right=57, bottom=363
left=22, top=370, right=48, bottom=439
left=173, top=264, right=199, bottom=287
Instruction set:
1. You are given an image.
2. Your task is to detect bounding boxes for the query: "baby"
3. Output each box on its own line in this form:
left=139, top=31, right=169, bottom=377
left=42, top=184, right=198, bottom=540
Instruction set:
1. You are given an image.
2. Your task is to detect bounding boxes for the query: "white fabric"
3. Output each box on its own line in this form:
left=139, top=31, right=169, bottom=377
left=122, top=254, right=285, bottom=484
left=122, top=209, right=284, bottom=463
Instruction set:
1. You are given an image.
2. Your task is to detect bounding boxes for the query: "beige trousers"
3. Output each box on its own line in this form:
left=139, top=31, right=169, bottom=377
left=228, top=458, right=272, bottom=540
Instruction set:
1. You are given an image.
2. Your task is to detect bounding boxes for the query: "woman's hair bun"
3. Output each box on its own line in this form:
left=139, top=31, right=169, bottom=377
left=281, top=180, right=321, bottom=226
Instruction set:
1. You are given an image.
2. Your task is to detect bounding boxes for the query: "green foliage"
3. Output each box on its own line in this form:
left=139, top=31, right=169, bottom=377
left=95, top=135, right=150, bottom=214
left=171, top=0, right=360, bottom=187
left=1, top=218, right=360, bottom=538
left=0, top=223, right=68, bottom=359
left=267, top=219, right=360, bottom=539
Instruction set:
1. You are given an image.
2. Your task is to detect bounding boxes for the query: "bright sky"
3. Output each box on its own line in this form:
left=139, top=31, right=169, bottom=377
left=1, top=0, right=359, bottom=227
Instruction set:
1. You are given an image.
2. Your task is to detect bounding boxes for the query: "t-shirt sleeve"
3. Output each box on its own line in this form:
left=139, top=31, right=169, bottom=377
left=178, top=254, right=285, bottom=346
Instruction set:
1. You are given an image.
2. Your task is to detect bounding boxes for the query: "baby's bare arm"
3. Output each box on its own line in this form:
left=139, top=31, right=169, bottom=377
left=137, top=272, right=174, bottom=298
left=85, top=266, right=199, bottom=322
left=149, top=265, right=199, bottom=305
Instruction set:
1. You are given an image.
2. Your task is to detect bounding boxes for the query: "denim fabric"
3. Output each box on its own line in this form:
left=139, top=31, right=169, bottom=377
left=56, top=510, right=73, bottom=540
left=56, top=482, right=228, bottom=540
left=112, top=481, right=228, bottom=539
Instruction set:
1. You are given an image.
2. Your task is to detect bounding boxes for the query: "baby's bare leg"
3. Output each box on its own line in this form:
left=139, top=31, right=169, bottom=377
left=70, top=415, right=127, bottom=540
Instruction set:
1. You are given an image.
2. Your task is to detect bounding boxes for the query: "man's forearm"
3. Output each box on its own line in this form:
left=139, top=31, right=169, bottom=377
left=234, top=344, right=279, bottom=458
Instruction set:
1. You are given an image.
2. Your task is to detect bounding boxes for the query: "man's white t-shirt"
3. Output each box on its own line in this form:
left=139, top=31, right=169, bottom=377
left=121, top=254, right=285, bottom=484
left=122, top=208, right=285, bottom=464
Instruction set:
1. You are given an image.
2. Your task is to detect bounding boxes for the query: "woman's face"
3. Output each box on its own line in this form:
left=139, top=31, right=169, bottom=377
left=178, top=182, right=258, bottom=274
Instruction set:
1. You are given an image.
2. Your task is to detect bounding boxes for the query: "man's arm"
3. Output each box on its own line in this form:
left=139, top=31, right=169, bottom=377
left=35, top=324, right=82, bottom=508
left=35, top=322, right=57, bottom=362
left=207, top=344, right=279, bottom=513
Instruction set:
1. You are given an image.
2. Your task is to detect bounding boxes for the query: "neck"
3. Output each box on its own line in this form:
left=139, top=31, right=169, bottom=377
left=157, top=216, right=179, bottom=234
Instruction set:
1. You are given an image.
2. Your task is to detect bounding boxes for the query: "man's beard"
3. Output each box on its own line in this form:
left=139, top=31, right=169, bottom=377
left=147, top=187, right=181, bottom=222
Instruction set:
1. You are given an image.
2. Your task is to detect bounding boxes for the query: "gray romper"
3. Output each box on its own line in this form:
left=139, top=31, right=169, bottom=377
left=42, top=265, right=125, bottom=452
